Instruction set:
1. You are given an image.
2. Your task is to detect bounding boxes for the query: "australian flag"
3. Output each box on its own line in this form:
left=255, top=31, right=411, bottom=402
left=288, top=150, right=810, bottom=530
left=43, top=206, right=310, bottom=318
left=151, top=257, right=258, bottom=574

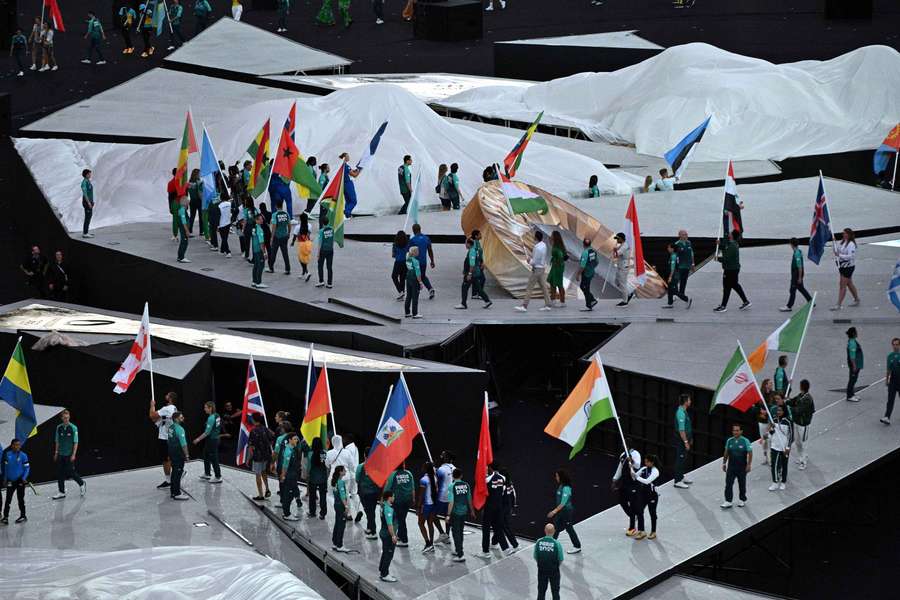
left=236, top=356, right=268, bottom=465
left=808, top=174, right=833, bottom=266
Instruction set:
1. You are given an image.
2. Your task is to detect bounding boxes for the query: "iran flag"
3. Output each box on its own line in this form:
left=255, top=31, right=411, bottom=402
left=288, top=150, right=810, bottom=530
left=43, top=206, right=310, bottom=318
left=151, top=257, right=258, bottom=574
left=111, top=303, right=152, bottom=394
left=624, top=195, right=646, bottom=285
left=710, top=344, right=764, bottom=413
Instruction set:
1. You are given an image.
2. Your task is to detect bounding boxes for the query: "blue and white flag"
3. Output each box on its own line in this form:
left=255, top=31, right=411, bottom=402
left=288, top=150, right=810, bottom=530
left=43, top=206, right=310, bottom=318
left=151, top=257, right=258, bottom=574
left=807, top=174, right=832, bottom=266
left=664, top=115, right=710, bottom=180
left=154, top=0, right=167, bottom=36
left=403, top=170, right=423, bottom=232
left=889, top=258, right=900, bottom=313
left=199, top=127, right=221, bottom=208
left=356, top=121, right=388, bottom=171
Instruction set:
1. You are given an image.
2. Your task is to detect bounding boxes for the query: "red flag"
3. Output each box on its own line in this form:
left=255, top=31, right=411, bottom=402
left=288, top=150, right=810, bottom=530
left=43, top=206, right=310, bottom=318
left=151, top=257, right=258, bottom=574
left=473, top=394, right=493, bottom=510
left=111, top=302, right=151, bottom=394
left=236, top=356, right=267, bottom=465
left=624, top=195, right=646, bottom=285
left=44, top=0, right=65, bottom=32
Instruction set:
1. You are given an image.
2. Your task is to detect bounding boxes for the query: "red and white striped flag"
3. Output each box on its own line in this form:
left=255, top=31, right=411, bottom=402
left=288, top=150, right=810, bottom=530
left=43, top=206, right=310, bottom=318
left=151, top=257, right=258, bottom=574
left=44, top=0, right=65, bottom=32
left=112, top=303, right=152, bottom=394
left=624, top=195, right=646, bottom=285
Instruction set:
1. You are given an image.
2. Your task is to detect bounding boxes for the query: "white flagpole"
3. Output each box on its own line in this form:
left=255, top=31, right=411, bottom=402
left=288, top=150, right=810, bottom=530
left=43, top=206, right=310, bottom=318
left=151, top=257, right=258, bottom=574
left=39, top=1, right=46, bottom=32
left=304, top=343, right=314, bottom=412
left=784, top=292, right=816, bottom=398
left=145, top=302, right=155, bottom=404
left=891, top=150, right=899, bottom=191
left=401, top=372, right=434, bottom=464
left=323, top=361, right=337, bottom=438
left=714, top=160, right=729, bottom=258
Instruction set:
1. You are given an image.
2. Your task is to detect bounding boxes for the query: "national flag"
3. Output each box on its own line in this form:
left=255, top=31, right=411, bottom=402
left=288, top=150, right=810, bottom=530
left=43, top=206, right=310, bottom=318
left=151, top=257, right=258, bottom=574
left=807, top=174, right=833, bottom=265
left=473, top=393, right=493, bottom=510
left=273, top=124, right=323, bottom=198
left=111, top=302, right=152, bottom=394
left=154, top=0, right=167, bottom=35
left=199, top=127, right=222, bottom=207
left=747, top=299, right=813, bottom=373
left=318, top=162, right=347, bottom=248
left=236, top=356, right=268, bottom=465
left=0, top=340, right=38, bottom=443
left=624, top=194, right=646, bottom=285
left=498, top=166, right=548, bottom=215
left=174, top=110, right=198, bottom=196
left=545, top=354, right=619, bottom=459
left=403, top=170, right=422, bottom=231
left=301, top=365, right=332, bottom=447
left=44, top=0, right=65, bottom=31
left=281, top=101, right=313, bottom=200
left=664, top=115, right=710, bottom=180
left=247, top=119, right=271, bottom=196
left=888, top=258, right=900, bottom=313
left=356, top=121, right=389, bottom=172
left=722, top=160, right=743, bottom=234
left=503, top=111, right=543, bottom=178
left=873, top=123, right=900, bottom=176
left=711, top=344, right=765, bottom=413
left=365, top=374, right=425, bottom=487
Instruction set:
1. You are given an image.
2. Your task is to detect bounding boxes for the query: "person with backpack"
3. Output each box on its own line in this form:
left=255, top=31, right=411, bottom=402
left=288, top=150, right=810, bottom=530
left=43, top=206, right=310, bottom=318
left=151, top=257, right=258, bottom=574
left=247, top=413, right=273, bottom=501
left=845, top=327, right=864, bottom=402
left=787, top=379, right=815, bottom=470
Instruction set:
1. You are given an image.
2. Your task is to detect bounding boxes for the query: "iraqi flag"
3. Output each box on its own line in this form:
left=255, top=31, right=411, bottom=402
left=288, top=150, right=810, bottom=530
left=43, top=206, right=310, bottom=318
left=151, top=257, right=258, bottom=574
left=664, top=115, right=710, bottom=180
left=624, top=195, right=646, bottom=285
left=545, top=354, right=619, bottom=459
left=472, top=392, right=493, bottom=510
left=112, top=302, right=152, bottom=394
left=710, top=344, right=764, bottom=413
left=236, top=356, right=268, bottom=465
left=44, top=0, right=65, bottom=31
left=807, top=174, right=833, bottom=265
left=722, top=160, right=743, bottom=235
left=365, top=373, right=425, bottom=487
left=356, top=121, right=388, bottom=172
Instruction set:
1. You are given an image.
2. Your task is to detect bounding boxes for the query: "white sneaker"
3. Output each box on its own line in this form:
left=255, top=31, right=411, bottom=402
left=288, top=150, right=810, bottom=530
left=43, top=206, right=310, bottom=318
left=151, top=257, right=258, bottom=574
left=768, top=483, right=779, bottom=491
left=779, top=306, right=792, bottom=312
left=209, top=477, right=223, bottom=484
left=396, top=541, right=409, bottom=547
left=720, top=501, right=733, bottom=508
left=881, top=417, right=891, bottom=425
left=438, top=534, right=450, bottom=544
left=798, top=462, right=807, bottom=470
left=376, top=18, right=384, bottom=24
left=177, top=258, right=192, bottom=263
left=283, top=514, right=300, bottom=521
left=30, top=64, right=37, bottom=70
left=422, top=544, right=435, bottom=553
left=17, top=71, right=23, bottom=76
left=256, top=283, right=269, bottom=289
left=566, top=547, right=582, bottom=554
left=315, top=282, right=325, bottom=288
left=452, top=555, right=466, bottom=562
left=39, top=65, right=49, bottom=72
left=829, top=304, right=841, bottom=311
left=454, top=304, right=467, bottom=309
left=80, top=483, right=87, bottom=497
left=485, top=4, right=493, bottom=10
left=396, top=291, right=405, bottom=300
left=167, top=45, right=176, bottom=50
left=849, top=299, right=860, bottom=307
left=503, top=547, right=515, bottom=556
left=96, top=60, right=107, bottom=65
left=682, top=478, right=693, bottom=485
left=847, top=396, right=860, bottom=403
left=539, top=306, right=552, bottom=311
left=500, top=0, right=506, bottom=7
left=51, top=65, right=58, bottom=71
left=81, top=59, right=91, bottom=64
left=199, top=474, right=211, bottom=480
left=52, top=492, right=66, bottom=500
left=379, top=574, right=398, bottom=582
left=737, top=500, right=746, bottom=507
left=365, top=533, right=378, bottom=540
left=779, top=483, right=786, bottom=490
left=476, top=551, right=492, bottom=559
left=514, top=306, right=527, bottom=312
left=173, top=494, right=190, bottom=501
left=673, top=482, right=689, bottom=489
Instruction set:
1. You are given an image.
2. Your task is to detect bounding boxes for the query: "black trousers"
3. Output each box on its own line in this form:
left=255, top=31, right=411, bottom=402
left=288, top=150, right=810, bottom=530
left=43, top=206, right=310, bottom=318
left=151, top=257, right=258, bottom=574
left=398, top=190, right=411, bottom=214
left=170, top=457, right=184, bottom=497
left=394, top=501, right=410, bottom=543
left=481, top=505, right=508, bottom=552
left=332, top=501, right=347, bottom=547
left=177, top=228, right=188, bottom=261
left=677, top=267, right=690, bottom=296
left=318, top=250, right=333, bottom=285
left=308, top=482, right=327, bottom=517
left=674, top=442, right=689, bottom=483
left=3, top=480, right=25, bottom=517
left=122, top=27, right=133, bottom=48
left=361, top=491, right=379, bottom=534
left=203, top=438, right=220, bottom=478
left=580, top=273, right=595, bottom=307
left=450, top=513, right=466, bottom=556
left=770, top=449, right=788, bottom=483
left=721, top=269, right=748, bottom=307
left=391, top=261, right=407, bottom=294
left=404, top=276, right=420, bottom=316
left=379, top=534, right=395, bottom=576
left=887, top=381, right=900, bottom=419
left=83, top=206, right=93, bottom=235
left=282, top=477, right=299, bottom=516
left=847, top=368, right=860, bottom=399
left=787, top=271, right=812, bottom=308
left=491, top=504, right=517, bottom=548
left=632, top=489, right=658, bottom=533
left=537, top=567, right=561, bottom=600
left=461, top=274, right=490, bottom=306
left=269, top=236, right=290, bottom=272
left=218, top=225, right=230, bottom=254
left=141, top=28, right=152, bottom=51
left=618, top=483, right=636, bottom=528
left=724, top=464, right=747, bottom=502
left=667, top=271, right=689, bottom=304
left=57, top=455, right=84, bottom=493
left=553, top=507, right=581, bottom=548
left=242, top=221, right=254, bottom=257
left=169, top=23, right=185, bottom=46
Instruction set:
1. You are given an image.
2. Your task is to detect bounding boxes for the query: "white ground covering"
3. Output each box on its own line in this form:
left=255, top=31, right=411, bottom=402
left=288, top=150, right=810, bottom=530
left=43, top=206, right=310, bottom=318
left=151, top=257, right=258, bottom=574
left=441, top=43, right=900, bottom=161
left=1, top=546, right=322, bottom=600
left=15, top=84, right=639, bottom=231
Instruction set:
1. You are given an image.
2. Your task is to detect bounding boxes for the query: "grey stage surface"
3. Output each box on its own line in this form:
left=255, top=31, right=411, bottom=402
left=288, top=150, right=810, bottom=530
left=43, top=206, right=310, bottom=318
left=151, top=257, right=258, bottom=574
left=166, top=18, right=351, bottom=76
left=634, top=575, right=783, bottom=600
left=21, top=69, right=308, bottom=141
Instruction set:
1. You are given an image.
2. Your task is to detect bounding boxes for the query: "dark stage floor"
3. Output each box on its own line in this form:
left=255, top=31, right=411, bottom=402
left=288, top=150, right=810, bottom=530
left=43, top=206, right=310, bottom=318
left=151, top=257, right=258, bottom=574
left=4, top=0, right=899, bottom=130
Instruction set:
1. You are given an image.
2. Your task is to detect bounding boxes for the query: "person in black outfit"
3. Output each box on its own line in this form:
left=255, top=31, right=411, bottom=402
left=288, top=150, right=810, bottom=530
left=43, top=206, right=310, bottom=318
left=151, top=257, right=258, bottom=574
left=478, top=463, right=510, bottom=559
left=491, top=468, right=518, bottom=549
left=46, top=250, right=70, bottom=301
left=20, top=246, right=48, bottom=298
left=714, top=230, right=751, bottom=312
left=280, top=434, right=301, bottom=520
left=307, top=436, right=328, bottom=519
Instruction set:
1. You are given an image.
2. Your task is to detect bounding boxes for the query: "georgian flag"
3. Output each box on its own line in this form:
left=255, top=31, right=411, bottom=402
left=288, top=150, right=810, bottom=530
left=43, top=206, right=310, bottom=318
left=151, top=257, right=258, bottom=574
left=112, top=303, right=152, bottom=394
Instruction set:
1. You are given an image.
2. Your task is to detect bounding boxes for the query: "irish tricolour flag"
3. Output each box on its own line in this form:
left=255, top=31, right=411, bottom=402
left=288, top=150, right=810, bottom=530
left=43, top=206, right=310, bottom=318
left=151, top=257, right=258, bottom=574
left=545, top=354, right=618, bottom=459
left=746, top=297, right=814, bottom=373
left=711, top=344, right=764, bottom=413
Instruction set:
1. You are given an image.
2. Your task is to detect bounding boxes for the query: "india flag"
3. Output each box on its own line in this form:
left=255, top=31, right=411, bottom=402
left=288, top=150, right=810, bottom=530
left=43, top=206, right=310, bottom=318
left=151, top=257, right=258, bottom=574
left=711, top=344, right=764, bottom=413
left=747, top=297, right=813, bottom=373
left=545, top=354, right=618, bottom=459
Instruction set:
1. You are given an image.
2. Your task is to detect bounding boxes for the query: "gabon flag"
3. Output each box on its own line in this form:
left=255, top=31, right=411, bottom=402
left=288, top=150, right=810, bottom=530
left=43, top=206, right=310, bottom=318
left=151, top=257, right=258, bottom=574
left=624, top=195, right=647, bottom=285
left=473, top=393, right=493, bottom=510
left=710, top=344, right=764, bottom=413
left=175, top=110, right=199, bottom=196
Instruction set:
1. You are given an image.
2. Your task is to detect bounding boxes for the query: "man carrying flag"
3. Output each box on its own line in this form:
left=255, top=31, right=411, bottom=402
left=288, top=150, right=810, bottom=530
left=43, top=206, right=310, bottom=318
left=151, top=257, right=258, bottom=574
left=503, top=112, right=542, bottom=178
left=0, top=339, right=38, bottom=445
left=365, top=374, right=429, bottom=487
left=112, top=302, right=153, bottom=394
left=664, top=115, right=710, bottom=181
left=316, top=162, right=347, bottom=250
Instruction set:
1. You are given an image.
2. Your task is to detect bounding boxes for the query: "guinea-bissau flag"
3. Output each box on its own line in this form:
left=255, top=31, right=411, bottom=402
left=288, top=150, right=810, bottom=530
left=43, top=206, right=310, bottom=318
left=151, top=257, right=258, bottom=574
left=273, top=124, right=323, bottom=199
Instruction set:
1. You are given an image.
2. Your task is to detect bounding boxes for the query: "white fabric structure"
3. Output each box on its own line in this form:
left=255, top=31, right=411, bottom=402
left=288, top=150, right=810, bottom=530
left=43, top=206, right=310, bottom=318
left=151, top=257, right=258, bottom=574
left=441, top=43, right=900, bottom=161
left=15, top=84, right=639, bottom=231
left=1, top=546, right=323, bottom=600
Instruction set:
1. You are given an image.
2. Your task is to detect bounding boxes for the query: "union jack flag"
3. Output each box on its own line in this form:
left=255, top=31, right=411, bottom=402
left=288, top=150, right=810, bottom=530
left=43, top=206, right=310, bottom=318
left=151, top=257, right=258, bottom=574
left=807, top=174, right=833, bottom=266
left=236, top=356, right=268, bottom=465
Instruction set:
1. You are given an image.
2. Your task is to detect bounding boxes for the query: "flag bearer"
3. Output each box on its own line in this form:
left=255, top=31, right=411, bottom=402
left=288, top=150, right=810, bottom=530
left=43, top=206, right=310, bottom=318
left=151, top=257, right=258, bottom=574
left=447, top=468, right=475, bottom=562
left=52, top=410, right=86, bottom=500
left=720, top=424, right=752, bottom=509
left=167, top=412, right=190, bottom=501
left=534, top=523, right=564, bottom=600
left=193, top=401, right=222, bottom=483
left=477, top=463, right=509, bottom=559
left=768, top=405, right=793, bottom=491
left=612, top=444, right=641, bottom=535
left=1, top=439, right=30, bottom=523
left=379, top=490, right=399, bottom=582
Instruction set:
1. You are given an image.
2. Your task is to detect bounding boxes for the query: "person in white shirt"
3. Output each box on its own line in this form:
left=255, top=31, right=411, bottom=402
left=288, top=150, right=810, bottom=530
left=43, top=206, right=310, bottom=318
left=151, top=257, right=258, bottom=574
left=149, top=391, right=178, bottom=489
left=613, top=233, right=635, bottom=307
left=630, top=455, right=660, bottom=540
left=654, top=168, right=675, bottom=191
left=435, top=451, right=456, bottom=544
left=514, top=230, right=552, bottom=312
left=768, top=405, right=793, bottom=491
left=217, top=198, right=232, bottom=257
left=326, top=434, right=361, bottom=520
left=831, top=227, right=860, bottom=311
left=612, top=446, right=641, bottom=535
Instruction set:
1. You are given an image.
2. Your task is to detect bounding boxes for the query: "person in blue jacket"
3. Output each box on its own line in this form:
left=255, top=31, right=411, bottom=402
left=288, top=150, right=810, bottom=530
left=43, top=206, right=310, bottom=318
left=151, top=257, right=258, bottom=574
left=1, top=438, right=30, bottom=524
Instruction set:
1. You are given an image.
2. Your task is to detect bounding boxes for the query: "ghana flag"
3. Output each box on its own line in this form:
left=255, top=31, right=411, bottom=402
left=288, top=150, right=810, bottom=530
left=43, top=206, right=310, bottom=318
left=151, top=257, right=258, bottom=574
left=247, top=119, right=271, bottom=198
left=0, top=340, right=38, bottom=443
